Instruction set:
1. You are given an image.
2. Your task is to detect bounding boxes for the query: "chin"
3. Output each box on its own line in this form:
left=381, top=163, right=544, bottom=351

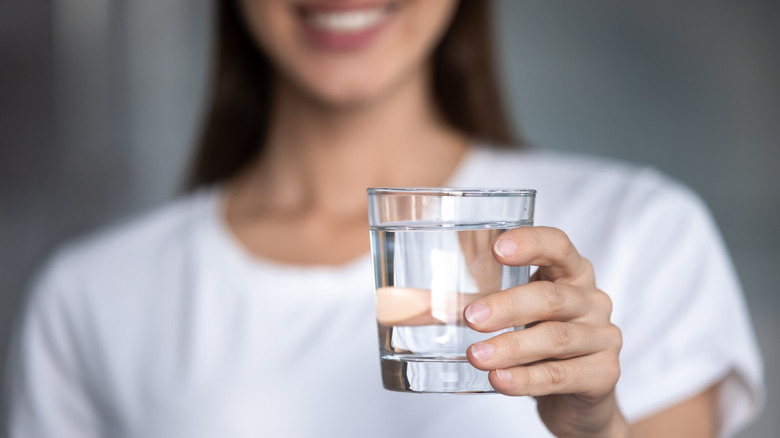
left=318, top=85, right=390, bottom=108
left=293, top=67, right=401, bottom=109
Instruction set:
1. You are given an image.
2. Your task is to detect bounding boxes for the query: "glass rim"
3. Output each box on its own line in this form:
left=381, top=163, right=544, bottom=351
left=367, top=187, right=536, bottom=197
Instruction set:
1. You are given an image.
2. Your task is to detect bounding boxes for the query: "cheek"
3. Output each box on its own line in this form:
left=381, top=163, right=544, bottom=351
left=238, top=0, right=297, bottom=67
left=402, top=0, right=459, bottom=48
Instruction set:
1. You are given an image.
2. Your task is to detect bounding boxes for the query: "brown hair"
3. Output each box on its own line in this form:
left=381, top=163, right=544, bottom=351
left=187, top=0, right=518, bottom=189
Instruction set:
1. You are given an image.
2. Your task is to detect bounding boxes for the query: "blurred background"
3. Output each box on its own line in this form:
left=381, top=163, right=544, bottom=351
left=1, top=0, right=777, bottom=435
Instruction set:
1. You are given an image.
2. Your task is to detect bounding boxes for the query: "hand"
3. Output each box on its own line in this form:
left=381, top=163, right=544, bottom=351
left=464, top=226, right=629, bottom=437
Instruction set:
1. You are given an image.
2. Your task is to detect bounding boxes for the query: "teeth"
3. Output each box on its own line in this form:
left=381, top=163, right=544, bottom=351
left=307, top=7, right=389, bottom=33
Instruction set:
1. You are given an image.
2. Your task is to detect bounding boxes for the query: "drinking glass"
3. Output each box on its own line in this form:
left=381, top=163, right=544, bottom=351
left=367, top=187, right=536, bottom=393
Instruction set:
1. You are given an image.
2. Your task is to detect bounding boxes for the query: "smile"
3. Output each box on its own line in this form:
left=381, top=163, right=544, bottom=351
left=296, top=2, right=398, bottom=50
left=304, top=5, right=393, bottom=33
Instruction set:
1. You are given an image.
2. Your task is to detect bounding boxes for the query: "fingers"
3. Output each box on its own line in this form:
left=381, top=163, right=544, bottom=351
left=486, top=351, right=621, bottom=399
left=464, top=281, right=613, bottom=331
left=493, top=226, right=594, bottom=284
left=476, top=226, right=622, bottom=404
left=467, top=321, right=623, bottom=371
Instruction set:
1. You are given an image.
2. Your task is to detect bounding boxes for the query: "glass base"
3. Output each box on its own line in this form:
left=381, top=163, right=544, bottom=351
left=381, top=355, right=495, bottom=393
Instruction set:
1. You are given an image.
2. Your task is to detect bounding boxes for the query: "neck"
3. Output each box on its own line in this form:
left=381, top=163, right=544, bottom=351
left=232, top=66, right=468, bottom=221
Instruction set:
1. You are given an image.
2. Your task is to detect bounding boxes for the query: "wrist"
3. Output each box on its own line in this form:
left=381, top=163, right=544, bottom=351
left=604, top=409, right=631, bottom=438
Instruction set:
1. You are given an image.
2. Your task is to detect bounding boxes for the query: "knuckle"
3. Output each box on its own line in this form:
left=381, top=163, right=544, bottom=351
left=482, top=290, right=524, bottom=329
left=541, top=282, right=566, bottom=314
left=547, top=322, right=572, bottom=349
left=517, top=367, right=531, bottom=388
left=530, top=228, right=546, bottom=252
left=580, top=257, right=594, bottom=272
left=605, top=355, right=621, bottom=386
left=493, top=289, right=517, bottom=315
left=609, top=324, right=623, bottom=351
left=549, top=226, right=568, bottom=242
left=552, top=228, right=575, bottom=257
left=579, top=257, right=596, bottom=281
left=505, top=331, right=526, bottom=358
left=563, top=240, right=577, bottom=260
left=545, top=361, right=567, bottom=386
left=593, top=289, right=613, bottom=316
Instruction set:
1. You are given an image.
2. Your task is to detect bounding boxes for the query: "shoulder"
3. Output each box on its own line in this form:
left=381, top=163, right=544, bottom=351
left=470, top=144, right=721, bottom=280
left=473, top=143, right=652, bottom=189
left=33, top=188, right=216, bottom=298
left=471, top=144, right=705, bottom=221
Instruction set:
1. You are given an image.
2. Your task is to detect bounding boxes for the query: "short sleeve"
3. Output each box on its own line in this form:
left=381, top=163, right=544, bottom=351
left=4, top=253, right=104, bottom=437
left=609, top=169, right=764, bottom=437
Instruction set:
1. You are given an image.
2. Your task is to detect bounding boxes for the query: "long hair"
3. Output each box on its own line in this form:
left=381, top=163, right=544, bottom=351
left=187, top=0, right=518, bottom=189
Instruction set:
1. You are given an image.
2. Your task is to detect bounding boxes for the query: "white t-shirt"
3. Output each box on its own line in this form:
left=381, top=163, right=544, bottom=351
left=6, top=146, right=764, bottom=437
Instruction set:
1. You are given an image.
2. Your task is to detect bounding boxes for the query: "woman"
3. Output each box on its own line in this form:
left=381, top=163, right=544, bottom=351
left=6, top=0, right=763, bottom=436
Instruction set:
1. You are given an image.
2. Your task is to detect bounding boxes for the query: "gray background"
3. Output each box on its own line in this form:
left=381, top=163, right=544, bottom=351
left=1, top=0, right=777, bottom=435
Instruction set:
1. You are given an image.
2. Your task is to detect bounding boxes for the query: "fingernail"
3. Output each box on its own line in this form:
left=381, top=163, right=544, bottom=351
left=464, top=302, right=490, bottom=324
left=496, top=369, right=512, bottom=382
left=470, top=343, right=494, bottom=362
left=495, top=238, right=517, bottom=258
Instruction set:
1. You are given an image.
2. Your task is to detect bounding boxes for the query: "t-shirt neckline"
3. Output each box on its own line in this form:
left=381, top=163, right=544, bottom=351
left=203, top=144, right=489, bottom=277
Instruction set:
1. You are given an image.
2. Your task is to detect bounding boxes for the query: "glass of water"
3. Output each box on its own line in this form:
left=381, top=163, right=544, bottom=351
left=367, top=187, right=536, bottom=393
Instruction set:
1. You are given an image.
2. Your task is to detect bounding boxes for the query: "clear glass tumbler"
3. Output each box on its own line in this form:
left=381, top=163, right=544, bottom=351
left=367, top=187, right=536, bottom=393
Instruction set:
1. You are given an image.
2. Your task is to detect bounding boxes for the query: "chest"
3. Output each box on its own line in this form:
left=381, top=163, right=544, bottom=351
left=88, top=268, right=384, bottom=435
left=230, top=211, right=372, bottom=266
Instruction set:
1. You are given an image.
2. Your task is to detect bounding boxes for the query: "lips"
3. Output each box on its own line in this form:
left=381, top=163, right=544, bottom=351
left=296, top=2, right=398, bottom=51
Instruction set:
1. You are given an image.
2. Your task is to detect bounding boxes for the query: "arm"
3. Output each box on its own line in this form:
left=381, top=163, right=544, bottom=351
left=632, top=383, right=719, bottom=438
left=5, top=259, right=103, bottom=437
